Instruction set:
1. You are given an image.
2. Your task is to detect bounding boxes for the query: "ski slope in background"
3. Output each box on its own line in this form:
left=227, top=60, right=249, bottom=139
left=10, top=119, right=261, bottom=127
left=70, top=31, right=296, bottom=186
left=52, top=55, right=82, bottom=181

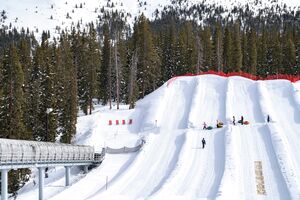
left=17, top=75, right=300, bottom=200
left=1, top=0, right=299, bottom=41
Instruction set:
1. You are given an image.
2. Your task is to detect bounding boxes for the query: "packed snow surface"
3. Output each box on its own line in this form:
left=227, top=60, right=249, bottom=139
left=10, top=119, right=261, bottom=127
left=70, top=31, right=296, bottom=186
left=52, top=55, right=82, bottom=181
left=17, top=75, right=300, bottom=200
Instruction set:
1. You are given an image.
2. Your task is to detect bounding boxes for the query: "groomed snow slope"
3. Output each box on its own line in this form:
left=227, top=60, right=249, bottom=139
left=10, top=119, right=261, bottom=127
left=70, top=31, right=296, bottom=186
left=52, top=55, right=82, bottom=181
left=17, top=75, right=300, bottom=200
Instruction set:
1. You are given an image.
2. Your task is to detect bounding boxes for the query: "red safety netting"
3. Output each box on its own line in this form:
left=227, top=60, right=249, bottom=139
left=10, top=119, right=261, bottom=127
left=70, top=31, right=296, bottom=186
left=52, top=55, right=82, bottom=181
left=167, top=70, right=300, bottom=86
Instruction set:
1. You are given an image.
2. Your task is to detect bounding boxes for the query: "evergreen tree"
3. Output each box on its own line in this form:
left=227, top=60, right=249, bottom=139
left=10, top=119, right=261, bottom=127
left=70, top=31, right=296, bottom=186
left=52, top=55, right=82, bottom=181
left=283, top=37, right=296, bottom=74
left=100, top=23, right=111, bottom=105
left=268, top=29, right=282, bottom=76
left=29, top=46, right=44, bottom=140
left=47, top=42, right=59, bottom=142
left=160, top=21, right=177, bottom=80
left=40, top=33, right=57, bottom=142
left=53, top=43, right=66, bottom=141
left=176, top=31, right=188, bottom=75
left=117, top=36, right=128, bottom=104
left=242, top=31, right=248, bottom=72
left=223, top=25, right=233, bottom=72
left=178, top=21, right=196, bottom=74
left=128, top=50, right=138, bottom=109
left=75, top=24, right=101, bottom=114
left=71, top=28, right=89, bottom=114
left=232, top=21, right=242, bottom=72
left=0, top=44, right=29, bottom=195
left=0, top=55, right=3, bottom=133
left=87, top=23, right=101, bottom=113
left=213, top=21, right=223, bottom=72
left=296, top=30, right=300, bottom=74
left=202, top=27, right=213, bottom=69
left=0, top=44, right=25, bottom=139
left=195, top=31, right=203, bottom=73
left=248, top=29, right=257, bottom=75
left=18, top=37, right=33, bottom=140
left=59, top=33, right=78, bottom=143
left=135, top=14, right=161, bottom=97
left=257, top=26, right=268, bottom=77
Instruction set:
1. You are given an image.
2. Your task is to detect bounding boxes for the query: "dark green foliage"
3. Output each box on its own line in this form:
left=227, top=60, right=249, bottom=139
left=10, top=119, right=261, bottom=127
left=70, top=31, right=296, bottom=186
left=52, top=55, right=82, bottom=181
left=202, top=27, right=213, bottom=69
left=0, top=43, right=30, bottom=195
left=29, top=46, right=44, bottom=140
left=283, top=36, right=296, bottom=75
left=257, top=27, right=268, bottom=77
left=0, top=44, right=25, bottom=139
left=59, top=33, right=78, bottom=143
left=18, top=37, right=33, bottom=140
left=232, top=21, right=242, bottom=72
left=135, top=14, right=161, bottom=97
left=249, top=29, right=257, bottom=75
left=223, top=25, right=233, bottom=73
left=213, top=21, right=223, bottom=72
left=100, top=23, right=110, bottom=105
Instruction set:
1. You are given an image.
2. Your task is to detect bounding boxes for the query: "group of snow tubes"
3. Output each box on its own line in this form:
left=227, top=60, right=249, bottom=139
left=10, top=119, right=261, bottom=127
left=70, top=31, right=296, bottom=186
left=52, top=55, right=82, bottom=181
left=204, top=119, right=250, bottom=130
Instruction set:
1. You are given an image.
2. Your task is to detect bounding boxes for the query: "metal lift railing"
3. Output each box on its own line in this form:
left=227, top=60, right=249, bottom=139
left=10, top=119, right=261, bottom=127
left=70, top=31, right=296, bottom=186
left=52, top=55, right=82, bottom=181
left=0, top=139, right=105, bottom=200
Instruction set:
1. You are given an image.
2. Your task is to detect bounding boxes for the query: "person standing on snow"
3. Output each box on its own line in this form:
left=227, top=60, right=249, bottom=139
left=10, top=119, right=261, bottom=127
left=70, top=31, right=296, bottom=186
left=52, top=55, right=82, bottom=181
left=202, top=138, right=206, bottom=149
left=233, top=116, right=235, bottom=125
left=241, top=116, right=244, bottom=125
left=267, top=115, right=270, bottom=123
left=203, top=122, right=207, bottom=130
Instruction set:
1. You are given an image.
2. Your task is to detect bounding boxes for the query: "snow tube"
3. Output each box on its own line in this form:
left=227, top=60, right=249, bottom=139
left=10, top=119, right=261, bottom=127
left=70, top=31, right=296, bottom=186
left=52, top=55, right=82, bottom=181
left=207, top=126, right=213, bottom=130
left=218, top=121, right=224, bottom=125
left=244, top=121, right=249, bottom=125
left=217, top=123, right=223, bottom=128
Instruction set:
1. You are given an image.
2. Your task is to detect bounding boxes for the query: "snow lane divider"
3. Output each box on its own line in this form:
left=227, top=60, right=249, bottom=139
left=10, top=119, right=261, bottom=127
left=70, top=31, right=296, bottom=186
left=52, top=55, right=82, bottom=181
left=255, top=161, right=266, bottom=195
left=108, top=119, right=133, bottom=125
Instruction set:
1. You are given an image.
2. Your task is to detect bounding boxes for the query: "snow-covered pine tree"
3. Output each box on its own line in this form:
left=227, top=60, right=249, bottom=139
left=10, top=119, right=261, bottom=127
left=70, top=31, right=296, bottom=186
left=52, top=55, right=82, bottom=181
left=232, top=21, right=242, bottom=72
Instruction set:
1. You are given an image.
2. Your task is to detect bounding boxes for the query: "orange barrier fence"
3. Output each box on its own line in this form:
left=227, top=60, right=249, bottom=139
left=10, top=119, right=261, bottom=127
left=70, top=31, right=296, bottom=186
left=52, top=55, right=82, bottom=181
left=108, top=119, right=133, bottom=126
left=167, top=70, right=300, bottom=86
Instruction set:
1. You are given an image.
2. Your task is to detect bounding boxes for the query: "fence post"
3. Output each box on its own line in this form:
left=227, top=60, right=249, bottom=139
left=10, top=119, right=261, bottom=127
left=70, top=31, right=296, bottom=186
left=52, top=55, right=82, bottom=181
left=106, top=176, right=108, bottom=190
left=65, top=166, right=71, bottom=186
left=1, top=169, right=8, bottom=200
left=38, top=167, right=44, bottom=200
left=83, top=165, right=88, bottom=174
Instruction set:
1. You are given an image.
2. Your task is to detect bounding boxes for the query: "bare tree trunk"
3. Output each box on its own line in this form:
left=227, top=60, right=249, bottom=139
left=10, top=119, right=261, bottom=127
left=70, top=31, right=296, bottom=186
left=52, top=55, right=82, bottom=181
left=129, top=51, right=138, bottom=109
left=108, top=44, right=112, bottom=109
left=196, top=34, right=203, bottom=73
left=217, top=36, right=222, bottom=72
left=115, top=39, right=120, bottom=110
left=89, top=98, right=92, bottom=115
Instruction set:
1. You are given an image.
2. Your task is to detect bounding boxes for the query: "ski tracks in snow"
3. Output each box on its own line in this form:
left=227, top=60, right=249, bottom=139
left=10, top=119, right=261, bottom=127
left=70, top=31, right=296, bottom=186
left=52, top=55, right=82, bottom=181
left=51, top=77, right=300, bottom=200
left=257, top=81, right=300, bottom=199
left=217, top=77, right=290, bottom=200
left=91, top=77, right=198, bottom=199
left=151, top=75, right=227, bottom=199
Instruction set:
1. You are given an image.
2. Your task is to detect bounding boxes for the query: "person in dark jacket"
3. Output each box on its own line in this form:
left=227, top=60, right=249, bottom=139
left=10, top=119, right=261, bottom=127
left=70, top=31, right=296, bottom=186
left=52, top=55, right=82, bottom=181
left=203, top=122, right=207, bottom=130
left=267, top=115, right=270, bottom=123
left=202, top=138, right=206, bottom=149
left=233, top=116, right=235, bottom=125
left=241, top=116, right=244, bottom=125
